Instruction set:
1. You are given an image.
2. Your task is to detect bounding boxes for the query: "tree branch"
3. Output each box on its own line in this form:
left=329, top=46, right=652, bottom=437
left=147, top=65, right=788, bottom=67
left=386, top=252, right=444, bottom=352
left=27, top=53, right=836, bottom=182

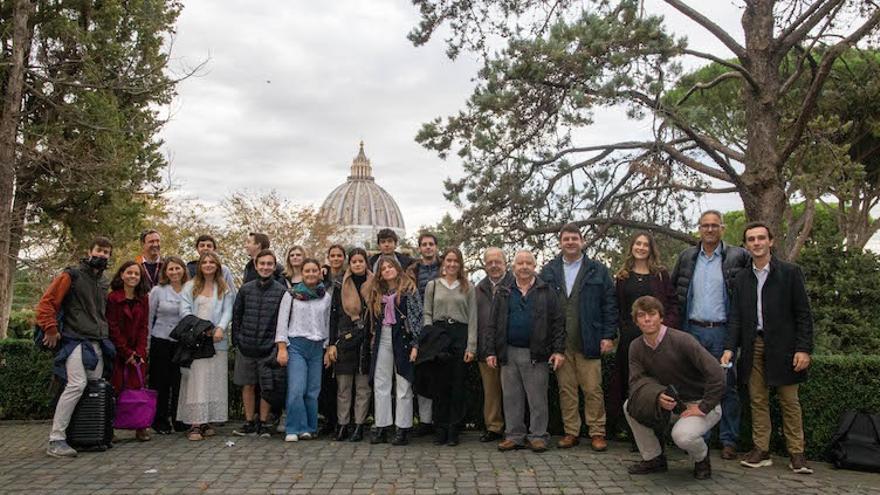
left=682, top=49, right=758, bottom=89
left=523, top=217, right=697, bottom=245
left=662, top=0, right=747, bottom=59
left=676, top=71, right=743, bottom=105
left=777, top=0, right=846, bottom=51
left=778, top=9, right=880, bottom=166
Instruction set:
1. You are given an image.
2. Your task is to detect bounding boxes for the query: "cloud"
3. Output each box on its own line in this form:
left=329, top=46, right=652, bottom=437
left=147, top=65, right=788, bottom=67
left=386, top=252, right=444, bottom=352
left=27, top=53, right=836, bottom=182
left=160, top=1, right=748, bottom=237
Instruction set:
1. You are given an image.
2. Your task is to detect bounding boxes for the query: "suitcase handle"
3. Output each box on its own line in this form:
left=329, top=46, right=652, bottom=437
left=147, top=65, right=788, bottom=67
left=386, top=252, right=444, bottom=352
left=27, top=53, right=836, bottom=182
left=122, top=362, right=147, bottom=390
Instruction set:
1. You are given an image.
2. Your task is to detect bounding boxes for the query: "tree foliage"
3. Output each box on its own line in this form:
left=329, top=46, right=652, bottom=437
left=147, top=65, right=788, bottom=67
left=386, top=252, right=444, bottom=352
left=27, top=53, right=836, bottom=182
left=0, top=0, right=186, bottom=337
left=408, top=0, right=880, bottom=262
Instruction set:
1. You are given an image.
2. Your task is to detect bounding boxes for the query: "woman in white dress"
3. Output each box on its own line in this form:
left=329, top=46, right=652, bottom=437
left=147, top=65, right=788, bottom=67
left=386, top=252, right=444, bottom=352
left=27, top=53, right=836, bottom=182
left=178, top=251, right=234, bottom=441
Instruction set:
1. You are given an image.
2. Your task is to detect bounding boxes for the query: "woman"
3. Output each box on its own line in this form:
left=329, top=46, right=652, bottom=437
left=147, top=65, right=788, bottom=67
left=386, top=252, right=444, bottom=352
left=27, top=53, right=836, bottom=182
left=148, top=256, right=189, bottom=434
left=107, top=261, right=152, bottom=441
left=326, top=248, right=372, bottom=442
left=319, top=244, right=346, bottom=437
left=283, top=246, right=306, bottom=288
left=275, top=258, right=333, bottom=442
left=423, top=247, right=477, bottom=447
left=178, top=252, right=234, bottom=441
left=609, top=232, right=680, bottom=440
left=366, top=255, right=423, bottom=446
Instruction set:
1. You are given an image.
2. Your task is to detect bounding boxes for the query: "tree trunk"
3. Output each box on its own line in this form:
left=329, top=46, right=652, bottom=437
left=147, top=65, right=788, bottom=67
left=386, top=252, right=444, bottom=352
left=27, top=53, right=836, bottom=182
left=739, top=0, right=791, bottom=258
left=0, top=0, right=32, bottom=339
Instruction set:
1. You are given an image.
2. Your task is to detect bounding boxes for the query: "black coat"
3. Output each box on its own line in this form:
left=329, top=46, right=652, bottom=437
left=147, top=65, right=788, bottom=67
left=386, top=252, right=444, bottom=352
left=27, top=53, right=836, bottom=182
left=369, top=252, right=415, bottom=273
left=484, top=277, right=566, bottom=364
left=670, top=241, right=750, bottom=315
left=726, top=257, right=814, bottom=387
left=169, top=315, right=216, bottom=367
left=231, top=277, right=287, bottom=358
left=475, top=271, right=513, bottom=360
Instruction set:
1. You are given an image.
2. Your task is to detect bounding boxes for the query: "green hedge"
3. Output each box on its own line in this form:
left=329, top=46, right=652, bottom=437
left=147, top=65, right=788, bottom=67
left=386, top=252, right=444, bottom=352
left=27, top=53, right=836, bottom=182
left=3, top=338, right=878, bottom=460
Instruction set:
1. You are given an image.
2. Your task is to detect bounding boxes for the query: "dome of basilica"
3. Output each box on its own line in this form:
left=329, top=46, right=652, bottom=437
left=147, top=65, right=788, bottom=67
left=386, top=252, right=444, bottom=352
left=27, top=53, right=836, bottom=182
left=320, top=142, right=406, bottom=248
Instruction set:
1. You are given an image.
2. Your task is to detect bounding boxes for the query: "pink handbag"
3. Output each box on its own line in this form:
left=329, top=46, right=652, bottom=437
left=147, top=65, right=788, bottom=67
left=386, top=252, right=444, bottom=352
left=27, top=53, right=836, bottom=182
left=113, top=363, right=157, bottom=430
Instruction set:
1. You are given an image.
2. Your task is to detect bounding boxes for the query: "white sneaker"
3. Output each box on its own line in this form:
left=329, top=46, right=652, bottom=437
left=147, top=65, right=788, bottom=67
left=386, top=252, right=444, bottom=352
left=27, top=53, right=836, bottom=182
left=276, top=414, right=286, bottom=433
left=47, top=440, right=78, bottom=458
left=284, top=434, right=298, bottom=442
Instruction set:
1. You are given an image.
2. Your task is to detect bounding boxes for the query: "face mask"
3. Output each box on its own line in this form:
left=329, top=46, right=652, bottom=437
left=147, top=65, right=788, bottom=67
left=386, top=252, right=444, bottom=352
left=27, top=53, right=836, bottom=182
left=84, top=256, right=109, bottom=271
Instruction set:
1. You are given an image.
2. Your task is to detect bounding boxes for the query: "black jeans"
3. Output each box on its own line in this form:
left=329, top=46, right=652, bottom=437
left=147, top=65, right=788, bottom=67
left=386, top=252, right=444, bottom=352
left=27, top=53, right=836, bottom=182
left=148, top=337, right=181, bottom=428
left=432, top=321, right=469, bottom=429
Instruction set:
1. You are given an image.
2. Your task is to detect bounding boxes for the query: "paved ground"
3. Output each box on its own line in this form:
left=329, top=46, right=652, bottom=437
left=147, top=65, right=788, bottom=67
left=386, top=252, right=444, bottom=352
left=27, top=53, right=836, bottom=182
left=1, top=422, right=878, bottom=494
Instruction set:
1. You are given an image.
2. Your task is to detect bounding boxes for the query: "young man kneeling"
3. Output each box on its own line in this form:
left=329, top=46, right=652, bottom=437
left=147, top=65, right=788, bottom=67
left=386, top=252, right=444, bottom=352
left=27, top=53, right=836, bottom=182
left=624, top=296, right=724, bottom=480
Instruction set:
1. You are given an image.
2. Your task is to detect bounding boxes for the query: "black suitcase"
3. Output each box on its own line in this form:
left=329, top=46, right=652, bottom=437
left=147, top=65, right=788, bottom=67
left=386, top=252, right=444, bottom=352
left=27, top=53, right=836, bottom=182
left=67, top=378, right=115, bottom=451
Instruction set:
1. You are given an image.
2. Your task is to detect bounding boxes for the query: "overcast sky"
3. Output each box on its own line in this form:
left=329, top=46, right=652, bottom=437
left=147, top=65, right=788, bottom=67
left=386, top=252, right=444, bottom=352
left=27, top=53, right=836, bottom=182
left=160, top=1, right=748, bottom=237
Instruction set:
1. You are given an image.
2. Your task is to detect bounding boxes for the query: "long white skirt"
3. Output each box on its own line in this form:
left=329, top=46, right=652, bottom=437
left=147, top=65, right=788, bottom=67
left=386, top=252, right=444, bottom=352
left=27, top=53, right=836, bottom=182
left=177, top=351, right=228, bottom=424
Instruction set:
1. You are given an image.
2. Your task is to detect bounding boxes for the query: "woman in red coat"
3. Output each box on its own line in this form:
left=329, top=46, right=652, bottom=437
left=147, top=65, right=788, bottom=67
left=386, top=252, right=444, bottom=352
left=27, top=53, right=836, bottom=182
left=107, top=260, right=152, bottom=441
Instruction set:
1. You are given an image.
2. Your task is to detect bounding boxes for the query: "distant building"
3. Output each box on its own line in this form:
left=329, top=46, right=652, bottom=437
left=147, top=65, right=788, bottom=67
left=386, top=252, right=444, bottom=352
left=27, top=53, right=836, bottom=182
left=320, top=142, right=406, bottom=250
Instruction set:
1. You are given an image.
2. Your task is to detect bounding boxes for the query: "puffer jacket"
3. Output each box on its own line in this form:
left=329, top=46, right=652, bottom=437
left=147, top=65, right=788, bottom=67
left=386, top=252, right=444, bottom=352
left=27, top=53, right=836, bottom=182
left=231, top=277, right=287, bottom=358
left=670, top=241, right=750, bottom=317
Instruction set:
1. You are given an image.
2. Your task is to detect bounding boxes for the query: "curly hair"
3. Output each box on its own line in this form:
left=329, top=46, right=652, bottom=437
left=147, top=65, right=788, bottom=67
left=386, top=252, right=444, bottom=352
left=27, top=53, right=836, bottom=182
left=366, top=255, right=416, bottom=317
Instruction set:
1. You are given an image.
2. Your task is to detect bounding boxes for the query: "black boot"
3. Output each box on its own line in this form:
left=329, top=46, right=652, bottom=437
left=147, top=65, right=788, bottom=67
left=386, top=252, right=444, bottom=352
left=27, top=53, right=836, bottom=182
left=628, top=455, right=668, bottom=475
left=349, top=424, right=365, bottom=442
left=370, top=427, right=388, bottom=444
left=335, top=424, right=350, bottom=442
left=447, top=425, right=460, bottom=447
left=391, top=427, right=409, bottom=446
left=694, top=455, right=712, bottom=480
left=433, top=425, right=448, bottom=446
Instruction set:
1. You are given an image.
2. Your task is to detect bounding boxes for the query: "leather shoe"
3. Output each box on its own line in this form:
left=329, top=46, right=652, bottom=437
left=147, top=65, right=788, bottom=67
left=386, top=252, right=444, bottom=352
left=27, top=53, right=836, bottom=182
left=694, top=455, right=712, bottom=480
left=557, top=434, right=579, bottom=449
left=391, top=427, right=409, bottom=446
left=721, top=445, right=738, bottom=460
left=590, top=435, right=607, bottom=452
left=433, top=426, right=448, bottom=446
left=480, top=430, right=503, bottom=443
left=369, top=427, right=388, bottom=445
left=497, top=439, right=524, bottom=452
left=349, top=424, right=365, bottom=442
left=335, top=424, right=350, bottom=442
left=628, top=455, right=668, bottom=475
left=528, top=439, right=547, bottom=453
left=446, top=426, right=460, bottom=447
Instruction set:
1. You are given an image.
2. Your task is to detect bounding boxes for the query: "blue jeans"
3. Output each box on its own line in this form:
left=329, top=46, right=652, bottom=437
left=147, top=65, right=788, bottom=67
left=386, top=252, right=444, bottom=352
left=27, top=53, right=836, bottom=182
left=285, top=337, right=324, bottom=435
left=689, top=324, right=740, bottom=447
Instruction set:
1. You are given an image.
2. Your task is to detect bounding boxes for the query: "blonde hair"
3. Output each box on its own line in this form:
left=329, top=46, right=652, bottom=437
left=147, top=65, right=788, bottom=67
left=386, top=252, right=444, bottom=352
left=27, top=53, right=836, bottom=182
left=283, top=245, right=307, bottom=280
left=366, top=255, right=416, bottom=317
left=192, top=251, right=229, bottom=298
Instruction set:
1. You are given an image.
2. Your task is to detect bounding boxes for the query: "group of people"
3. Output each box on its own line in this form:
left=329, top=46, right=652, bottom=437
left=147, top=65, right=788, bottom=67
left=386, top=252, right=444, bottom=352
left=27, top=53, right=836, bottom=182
left=37, top=210, right=815, bottom=480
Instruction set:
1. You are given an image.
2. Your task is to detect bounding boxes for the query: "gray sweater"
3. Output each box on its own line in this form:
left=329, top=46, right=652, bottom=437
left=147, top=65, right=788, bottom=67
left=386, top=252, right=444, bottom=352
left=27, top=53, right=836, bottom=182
left=424, top=279, right=478, bottom=354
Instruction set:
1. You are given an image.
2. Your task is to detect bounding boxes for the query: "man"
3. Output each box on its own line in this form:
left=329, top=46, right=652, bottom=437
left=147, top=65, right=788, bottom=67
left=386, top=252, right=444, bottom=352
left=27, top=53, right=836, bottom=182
left=671, top=210, right=749, bottom=459
left=36, top=237, right=116, bottom=458
left=368, top=228, right=414, bottom=273
left=187, top=234, right=236, bottom=288
left=406, top=232, right=442, bottom=437
left=475, top=247, right=512, bottom=442
left=231, top=249, right=288, bottom=438
left=136, top=229, right=162, bottom=289
left=624, top=296, right=724, bottom=480
left=243, top=232, right=284, bottom=284
left=486, top=250, right=566, bottom=453
left=540, top=223, right=617, bottom=451
left=722, top=222, right=815, bottom=474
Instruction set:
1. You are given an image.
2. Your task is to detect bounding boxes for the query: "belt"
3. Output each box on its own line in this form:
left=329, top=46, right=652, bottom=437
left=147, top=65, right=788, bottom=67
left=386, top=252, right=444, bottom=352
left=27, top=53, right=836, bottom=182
left=688, top=319, right=727, bottom=328
left=756, top=329, right=764, bottom=338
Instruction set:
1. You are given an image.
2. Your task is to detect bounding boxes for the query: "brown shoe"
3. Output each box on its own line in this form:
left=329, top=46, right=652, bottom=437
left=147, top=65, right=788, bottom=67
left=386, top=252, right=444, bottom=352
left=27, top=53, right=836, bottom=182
left=627, top=455, right=668, bottom=475
left=497, top=439, right=524, bottom=452
left=789, top=453, right=814, bottom=474
left=721, top=445, right=737, bottom=460
left=528, top=439, right=547, bottom=453
left=135, top=429, right=152, bottom=442
left=740, top=448, right=772, bottom=468
left=590, top=435, right=608, bottom=452
left=557, top=434, right=579, bottom=449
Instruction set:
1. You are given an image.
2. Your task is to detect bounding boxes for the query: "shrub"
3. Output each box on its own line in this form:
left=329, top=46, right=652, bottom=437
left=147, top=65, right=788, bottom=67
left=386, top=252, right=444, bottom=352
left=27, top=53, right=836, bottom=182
left=3, top=338, right=878, bottom=461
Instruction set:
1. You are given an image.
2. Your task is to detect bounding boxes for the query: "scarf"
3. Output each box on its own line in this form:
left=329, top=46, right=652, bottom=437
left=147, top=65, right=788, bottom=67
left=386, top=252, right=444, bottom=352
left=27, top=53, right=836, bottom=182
left=382, top=292, right=398, bottom=326
left=291, top=281, right=326, bottom=301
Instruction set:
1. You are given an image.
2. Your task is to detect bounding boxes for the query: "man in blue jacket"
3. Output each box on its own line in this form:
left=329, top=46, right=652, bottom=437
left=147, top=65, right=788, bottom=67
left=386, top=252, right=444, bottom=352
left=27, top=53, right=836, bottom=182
left=540, top=223, right=617, bottom=451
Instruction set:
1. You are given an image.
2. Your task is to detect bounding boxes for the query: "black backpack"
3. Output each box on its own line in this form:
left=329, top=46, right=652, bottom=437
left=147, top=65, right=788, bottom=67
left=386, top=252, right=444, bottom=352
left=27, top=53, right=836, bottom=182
left=827, top=410, right=880, bottom=472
